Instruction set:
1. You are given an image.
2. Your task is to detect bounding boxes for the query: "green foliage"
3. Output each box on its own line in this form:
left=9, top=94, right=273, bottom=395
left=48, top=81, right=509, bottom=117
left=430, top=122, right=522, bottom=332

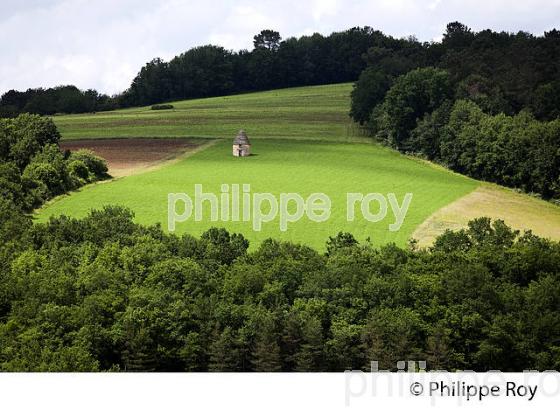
left=531, top=81, right=560, bottom=121
left=455, top=74, right=512, bottom=115
left=0, top=114, right=108, bottom=211
left=441, top=22, right=475, bottom=50
left=353, top=22, right=560, bottom=126
left=0, top=161, right=25, bottom=206
left=253, top=30, right=281, bottom=51
left=2, top=26, right=386, bottom=116
left=0, top=115, right=65, bottom=208
left=200, top=228, right=249, bottom=266
left=326, top=232, right=358, bottom=256
left=0, top=113, right=60, bottom=169
left=360, top=72, right=560, bottom=200
left=69, top=149, right=108, bottom=180
left=2, top=205, right=560, bottom=372
left=150, top=104, right=174, bottom=110
left=370, top=67, right=452, bottom=149
left=350, top=68, right=392, bottom=125
left=439, top=100, right=560, bottom=199
left=349, top=23, right=560, bottom=200
left=0, top=86, right=115, bottom=118
left=120, top=27, right=387, bottom=107
left=67, top=159, right=90, bottom=186
left=408, top=100, right=453, bottom=159
left=22, top=144, right=70, bottom=196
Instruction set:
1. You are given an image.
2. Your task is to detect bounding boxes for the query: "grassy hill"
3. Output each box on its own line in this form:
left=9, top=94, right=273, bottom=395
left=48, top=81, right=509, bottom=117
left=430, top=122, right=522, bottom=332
left=42, top=83, right=560, bottom=248
left=53, top=83, right=364, bottom=141
left=36, top=139, right=478, bottom=249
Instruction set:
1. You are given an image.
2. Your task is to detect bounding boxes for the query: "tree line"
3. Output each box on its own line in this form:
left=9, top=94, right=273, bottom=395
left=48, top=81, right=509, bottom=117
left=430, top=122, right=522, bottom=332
left=0, top=86, right=117, bottom=118
left=351, top=23, right=560, bottom=201
left=0, top=203, right=559, bottom=371
left=118, top=27, right=403, bottom=107
left=0, top=114, right=108, bottom=210
left=0, top=27, right=395, bottom=116
left=3, top=22, right=558, bottom=121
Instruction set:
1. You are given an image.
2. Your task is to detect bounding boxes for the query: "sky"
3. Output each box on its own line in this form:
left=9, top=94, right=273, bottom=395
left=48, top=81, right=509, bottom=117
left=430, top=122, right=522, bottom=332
left=1, top=0, right=560, bottom=96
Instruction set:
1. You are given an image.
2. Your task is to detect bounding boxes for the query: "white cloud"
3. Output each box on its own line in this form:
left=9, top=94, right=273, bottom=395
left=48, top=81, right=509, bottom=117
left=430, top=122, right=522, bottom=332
left=1, top=0, right=559, bottom=96
left=208, top=5, right=278, bottom=50
left=310, top=0, right=340, bottom=21
left=428, top=0, right=444, bottom=11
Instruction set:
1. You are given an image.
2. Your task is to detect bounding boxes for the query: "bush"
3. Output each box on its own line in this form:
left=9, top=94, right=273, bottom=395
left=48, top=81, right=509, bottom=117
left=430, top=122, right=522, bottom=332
left=70, top=149, right=108, bottom=179
left=0, top=114, right=110, bottom=212
left=21, top=177, right=49, bottom=209
left=22, top=162, right=61, bottom=195
left=2, top=114, right=60, bottom=170
left=151, top=104, right=174, bottom=110
left=23, top=144, right=71, bottom=196
left=67, top=159, right=90, bottom=186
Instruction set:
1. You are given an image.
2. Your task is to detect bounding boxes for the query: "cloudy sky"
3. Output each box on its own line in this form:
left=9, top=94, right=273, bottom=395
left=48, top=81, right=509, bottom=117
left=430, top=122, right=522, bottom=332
left=1, top=0, right=560, bottom=96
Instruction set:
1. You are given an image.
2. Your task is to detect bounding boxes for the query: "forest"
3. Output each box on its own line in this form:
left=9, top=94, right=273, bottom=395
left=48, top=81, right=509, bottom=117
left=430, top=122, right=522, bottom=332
left=1, top=200, right=559, bottom=371
left=350, top=23, right=560, bottom=201
left=0, top=86, right=117, bottom=118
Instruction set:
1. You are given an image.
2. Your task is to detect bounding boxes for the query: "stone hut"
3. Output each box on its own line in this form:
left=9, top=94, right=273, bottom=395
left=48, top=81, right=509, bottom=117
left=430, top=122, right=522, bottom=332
left=233, top=130, right=251, bottom=157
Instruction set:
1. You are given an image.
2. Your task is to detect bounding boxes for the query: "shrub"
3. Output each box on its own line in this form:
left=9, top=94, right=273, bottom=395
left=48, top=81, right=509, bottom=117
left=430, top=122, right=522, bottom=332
left=67, top=159, right=90, bottom=186
left=0, top=114, right=110, bottom=212
left=21, top=178, right=49, bottom=209
left=3, top=114, right=60, bottom=170
left=151, top=104, right=174, bottom=110
left=70, top=149, right=108, bottom=179
left=22, top=162, right=61, bottom=194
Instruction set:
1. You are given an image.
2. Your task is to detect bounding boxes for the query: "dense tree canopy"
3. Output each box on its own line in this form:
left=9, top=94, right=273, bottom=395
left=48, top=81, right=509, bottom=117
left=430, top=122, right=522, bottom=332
left=0, top=206, right=559, bottom=372
left=253, top=30, right=282, bottom=51
left=0, top=86, right=116, bottom=118
left=120, top=27, right=388, bottom=107
left=370, top=67, right=452, bottom=149
left=352, top=22, right=560, bottom=201
left=350, top=22, right=560, bottom=124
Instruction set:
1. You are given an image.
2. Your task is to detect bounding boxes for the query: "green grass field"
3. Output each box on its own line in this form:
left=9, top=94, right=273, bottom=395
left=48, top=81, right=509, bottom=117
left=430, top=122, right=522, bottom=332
left=54, top=83, right=364, bottom=141
left=42, top=82, right=560, bottom=248
left=37, top=139, right=478, bottom=249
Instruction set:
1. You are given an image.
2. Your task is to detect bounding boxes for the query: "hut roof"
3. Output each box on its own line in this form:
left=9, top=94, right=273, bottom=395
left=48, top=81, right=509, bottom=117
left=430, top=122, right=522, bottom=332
left=233, top=130, right=251, bottom=145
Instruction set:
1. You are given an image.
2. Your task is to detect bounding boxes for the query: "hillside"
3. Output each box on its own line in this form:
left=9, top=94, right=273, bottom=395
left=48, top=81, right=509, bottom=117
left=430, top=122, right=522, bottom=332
left=42, top=84, right=560, bottom=247
left=36, top=139, right=478, bottom=249
left=53, top=83, right=364, bottom=141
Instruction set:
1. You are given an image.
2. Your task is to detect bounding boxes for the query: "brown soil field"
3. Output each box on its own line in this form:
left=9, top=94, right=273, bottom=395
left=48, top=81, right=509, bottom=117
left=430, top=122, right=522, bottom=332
left=60, top=138, right=206, bottom=177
